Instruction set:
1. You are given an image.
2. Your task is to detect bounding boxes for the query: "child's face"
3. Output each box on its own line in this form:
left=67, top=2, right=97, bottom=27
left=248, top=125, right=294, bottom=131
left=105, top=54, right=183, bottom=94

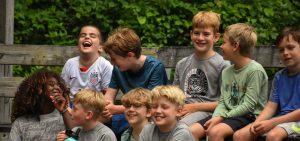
left=78, top=26, right=102, bottom=55
left=71, top=103, right=88, bottom=126
left=109, top=52, right=132, bottom=71
left=45, top=77, right=62, bottom=100
left=151, top=97, right=180, bottom=131
left=124, top=102, right=150, bottom=127
left=278, top=35, right=300, bottom=69
left=221, top=34, right=235, bottom=61
left=190, top=26, right=219, bottom=54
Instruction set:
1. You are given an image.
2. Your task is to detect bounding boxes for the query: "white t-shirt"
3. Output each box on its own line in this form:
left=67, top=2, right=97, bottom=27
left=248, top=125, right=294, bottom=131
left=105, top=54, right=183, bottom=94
left=61, top=56, right=113, bottom=99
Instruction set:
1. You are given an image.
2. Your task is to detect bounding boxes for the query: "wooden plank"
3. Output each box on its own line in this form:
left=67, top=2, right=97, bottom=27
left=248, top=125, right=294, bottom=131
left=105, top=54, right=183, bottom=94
left=0, top=77, right=23, bottom=97
left=0, top=45, right=283, bottom=68
left=157, top=46, right=284, bottom=68
left=0, top=45, right=80, bottom=65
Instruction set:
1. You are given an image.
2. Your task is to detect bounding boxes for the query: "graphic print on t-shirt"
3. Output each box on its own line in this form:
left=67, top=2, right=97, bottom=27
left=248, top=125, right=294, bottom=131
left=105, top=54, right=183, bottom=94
left=89, top=71, right=99, bottom=85
left=184, top=68, right=208, bottom=98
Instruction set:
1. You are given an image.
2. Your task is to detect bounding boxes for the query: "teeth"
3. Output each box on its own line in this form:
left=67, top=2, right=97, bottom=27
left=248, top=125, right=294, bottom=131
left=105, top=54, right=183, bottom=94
left=83, top=41, right=92, bottom=47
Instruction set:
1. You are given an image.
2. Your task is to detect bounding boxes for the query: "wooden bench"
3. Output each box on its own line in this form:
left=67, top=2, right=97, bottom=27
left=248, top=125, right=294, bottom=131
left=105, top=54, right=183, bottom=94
left=0, top=44, right=287, bottom=140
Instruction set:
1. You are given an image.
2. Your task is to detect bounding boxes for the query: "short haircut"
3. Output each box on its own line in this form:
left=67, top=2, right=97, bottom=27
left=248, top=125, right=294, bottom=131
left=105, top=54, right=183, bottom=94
left=104, top=27, right=141, bottom=58
left=151, top=85, right=185, bottom=108
left=73, top=89, right=105, bottom=120
left=121, top=88, right=152, bottom=109
left=276, top=27, right=300, bottom=46
left=79, top=24, right=103, bottom=44
left=225, top=23, right=257, bottom=57
left=192, top=11, right=221, bottom=33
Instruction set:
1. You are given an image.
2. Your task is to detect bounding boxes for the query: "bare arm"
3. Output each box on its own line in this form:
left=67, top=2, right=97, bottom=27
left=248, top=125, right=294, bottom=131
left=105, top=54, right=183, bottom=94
left=179, top=102, right=218, bottom=118
left=103, top=88, right=125, bottom=115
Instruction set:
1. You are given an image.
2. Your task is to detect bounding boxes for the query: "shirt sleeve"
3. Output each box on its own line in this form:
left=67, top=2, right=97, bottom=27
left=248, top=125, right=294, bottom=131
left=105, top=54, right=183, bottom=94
left=146, top=63, right=168, bottom=90
left=100, top=61, right=113, bottom=90
left=9, top=119, right=22, bottom=141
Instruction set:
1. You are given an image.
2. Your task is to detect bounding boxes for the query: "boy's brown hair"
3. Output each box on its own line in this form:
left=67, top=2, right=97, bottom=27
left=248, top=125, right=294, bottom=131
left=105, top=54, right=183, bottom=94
left=276, top=27, right=300, bottom=46
left=121, top=87, right=152, bottom=109
left=104, top=27, right=141, bottom=58
left=151, top=85, right=185, bottom=109
left=192, top=11, right=221, bottom=34
left=225, top=23, right=257, bottom=57
left=73, top=89, right=105, bottom=120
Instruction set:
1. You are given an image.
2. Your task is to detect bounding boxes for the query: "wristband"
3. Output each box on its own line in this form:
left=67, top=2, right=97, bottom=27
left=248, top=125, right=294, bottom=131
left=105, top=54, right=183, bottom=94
left=60, top=106, right=68, bottom=115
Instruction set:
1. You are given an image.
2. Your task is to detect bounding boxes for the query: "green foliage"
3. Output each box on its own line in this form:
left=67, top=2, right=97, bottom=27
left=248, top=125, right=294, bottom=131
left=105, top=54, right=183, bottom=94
left=13, top=0, right=299, bottom=76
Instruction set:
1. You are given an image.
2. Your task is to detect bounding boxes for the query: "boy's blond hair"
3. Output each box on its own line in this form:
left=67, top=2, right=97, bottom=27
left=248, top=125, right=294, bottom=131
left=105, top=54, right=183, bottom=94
left=192, top=11, right=221, bottom=33
left=121, top=88, right=152, bottom=109
left=151, top=85, right=185, bottom=108
left=225, top=23, right=257, bottom=57
left=73, top=89, right=105, bottom=120
left=104, top=27, right=141, bottom=58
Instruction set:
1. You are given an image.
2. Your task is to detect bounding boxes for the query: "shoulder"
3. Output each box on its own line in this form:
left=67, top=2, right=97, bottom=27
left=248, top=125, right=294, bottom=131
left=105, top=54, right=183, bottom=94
left=177, top=54, right=193, bottom=65
left=66, top=56, right=79, bottom=64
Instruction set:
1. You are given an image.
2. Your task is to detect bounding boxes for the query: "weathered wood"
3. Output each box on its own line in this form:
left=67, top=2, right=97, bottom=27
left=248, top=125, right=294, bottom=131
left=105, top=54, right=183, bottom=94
left=0, top=77, right=23, bottom=97
left=0, top=45, right=283, bottom=68
left=158, top=46, right=284, bottom=68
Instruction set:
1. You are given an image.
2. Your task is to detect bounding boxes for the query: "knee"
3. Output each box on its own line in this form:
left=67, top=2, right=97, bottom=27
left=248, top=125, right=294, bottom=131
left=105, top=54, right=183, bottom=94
left=207, top=127, right=222, bottom=138
left=233, top=130, right=249, bottom=141
left=190, top=123, right=205, bottom=139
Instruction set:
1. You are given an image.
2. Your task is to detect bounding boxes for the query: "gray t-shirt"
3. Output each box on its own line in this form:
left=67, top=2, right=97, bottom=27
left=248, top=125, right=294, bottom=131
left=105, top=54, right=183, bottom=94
left=139, top=122, right=195, bottom=141
left=78, top=122, right=117, bottom=141
left=173, top=52, right=230, bottom=103
left=9, top=110, right=65, bottom=141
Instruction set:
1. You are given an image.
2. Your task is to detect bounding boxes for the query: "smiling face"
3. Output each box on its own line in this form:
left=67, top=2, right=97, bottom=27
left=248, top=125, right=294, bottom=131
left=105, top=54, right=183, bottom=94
left=109, top=52, right=132, bottom=71
left=151, top=97, right=180, bottom=132
left=124, top=102, right=150, bottom=127
left=278, top=35, right=300, bottom=71
left=190, top=26, right=219, bottom=56
left=78, top=26, right=102, bottom=55
left=44, top=77, right=62, bottom=100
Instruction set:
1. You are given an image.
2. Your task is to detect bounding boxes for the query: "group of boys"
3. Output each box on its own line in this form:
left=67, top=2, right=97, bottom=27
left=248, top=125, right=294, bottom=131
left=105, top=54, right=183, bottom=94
left=9, top=10, right=300, bottom=141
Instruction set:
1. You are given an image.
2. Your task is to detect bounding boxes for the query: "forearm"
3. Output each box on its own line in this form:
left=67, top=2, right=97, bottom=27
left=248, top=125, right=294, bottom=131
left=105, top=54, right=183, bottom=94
left=271, top=109, right=300, bottom=125
left=186, top=102, right=218, bottom=112
left=255, top=102, right=277, bottom=122
left=61, top=109, right=75, bottom=129
left=111, top=105, right=125, bottom=114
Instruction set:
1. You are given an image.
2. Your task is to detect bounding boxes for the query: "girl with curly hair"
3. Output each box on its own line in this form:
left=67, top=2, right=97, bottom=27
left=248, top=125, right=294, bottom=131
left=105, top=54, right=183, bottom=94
left=9, top=70, right=70, bottom=141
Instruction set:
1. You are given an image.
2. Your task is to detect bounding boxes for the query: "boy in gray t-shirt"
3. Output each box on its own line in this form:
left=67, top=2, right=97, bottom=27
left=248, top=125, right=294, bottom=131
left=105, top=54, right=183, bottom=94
left=56, top=89, right=116, bottom=141
left=139, top=86, right=195, bottom=141
left=173, top=11, right=229, bottom=140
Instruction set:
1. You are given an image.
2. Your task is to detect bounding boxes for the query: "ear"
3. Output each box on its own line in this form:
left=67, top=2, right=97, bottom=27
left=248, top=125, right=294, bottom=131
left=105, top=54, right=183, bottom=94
left=213, top=33, right=220, bottom=43
left=98, top=45, right=103, bottom=54
left=127, top=52, right=135, bottom=58
left=146, top=109, right=152, bottom=118
left=175, top=107, right=183, bottom=117
left=85, top=111, right=94, bottom=120
left=233, top=42, right=240, bottom=52
left=190, top=30, right=193, bottom=39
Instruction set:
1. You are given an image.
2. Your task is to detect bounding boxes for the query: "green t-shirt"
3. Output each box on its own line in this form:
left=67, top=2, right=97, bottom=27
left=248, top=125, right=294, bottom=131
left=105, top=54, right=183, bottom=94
left=213, top=60, right=268, bottom=118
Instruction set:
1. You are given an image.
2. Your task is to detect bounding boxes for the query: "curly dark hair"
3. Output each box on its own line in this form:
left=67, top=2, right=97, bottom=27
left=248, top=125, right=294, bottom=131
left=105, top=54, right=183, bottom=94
left=11, top=70, right=69, bottom=122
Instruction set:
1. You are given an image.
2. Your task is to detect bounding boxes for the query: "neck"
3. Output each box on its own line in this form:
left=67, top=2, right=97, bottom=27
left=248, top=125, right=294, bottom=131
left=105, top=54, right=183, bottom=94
left=130, top=55, right=146, bottom=72
left=82, top=120, right=98, bottom=131
left=132, top=120, right=148, bottom=139
left=288, top=65, right=300, bottom=76
left=232, top=57, right=251, bottom=70
left=194, top=50, right=215, bottom=60
left=158, top=120, right=177, bottom=133
left=80, top=53, right=99, bottom=68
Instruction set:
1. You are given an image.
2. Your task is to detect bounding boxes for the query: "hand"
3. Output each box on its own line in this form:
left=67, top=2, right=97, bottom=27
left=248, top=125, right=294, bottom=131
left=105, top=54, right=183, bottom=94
left=56, top=130, right=68, bottom=141
left=204, top=117, right=223, bottom=132
left=101, top=100, right=113, bottom=119
left=50, top=92, right=67, bottom=112
left=178, top=104, right=195, bottom=118
left=251, top=119, right=276, bottom=134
